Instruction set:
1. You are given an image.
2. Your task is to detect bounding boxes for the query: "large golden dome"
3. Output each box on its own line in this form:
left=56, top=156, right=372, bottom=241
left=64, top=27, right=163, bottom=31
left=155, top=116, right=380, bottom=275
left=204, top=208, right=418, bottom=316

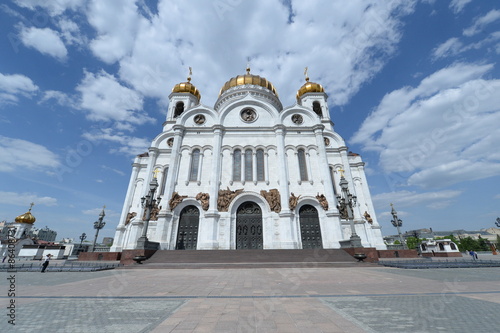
left=219, top=67, right=278, bottom=97
left=296, top=77, right=324, bottom=99
left=15, top=204, right=36, bottom=224
left=172, top=74, right=201, bottom=101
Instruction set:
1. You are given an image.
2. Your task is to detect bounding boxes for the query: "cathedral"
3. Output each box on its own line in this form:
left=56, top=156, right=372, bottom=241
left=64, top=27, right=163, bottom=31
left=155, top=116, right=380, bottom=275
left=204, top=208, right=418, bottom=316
left=111, top=68, right=386, bottom=252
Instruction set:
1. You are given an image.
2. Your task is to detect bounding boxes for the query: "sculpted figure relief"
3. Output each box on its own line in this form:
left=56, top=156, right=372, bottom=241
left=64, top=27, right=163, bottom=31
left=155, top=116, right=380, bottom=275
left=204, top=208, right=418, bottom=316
left=337, top=198, right=348, bottom=219
left=217, top=187, right=243, bottom=212
left=196, top=192, right=210, bottom=211
left=289, top=192, right=301, bottom=211
left=169, top=192, right=187, bottom=210
left=125, top=212, right=137, bottom=225
left=261, top=189, right=281, bottom=213
left=364, top=211, right=373, bottom=224
left=316, top=193, right=329, bottom=211
left=142, top=202, right=161, bottom=221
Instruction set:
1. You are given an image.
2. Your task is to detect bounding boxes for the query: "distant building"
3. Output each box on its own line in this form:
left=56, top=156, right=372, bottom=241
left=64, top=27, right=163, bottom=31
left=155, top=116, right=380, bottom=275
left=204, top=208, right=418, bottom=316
left=420, top=239, right=461, bottom=257
left=102, top=237, right=114, bottom=246
left=29, top=226, right=57, bottom=242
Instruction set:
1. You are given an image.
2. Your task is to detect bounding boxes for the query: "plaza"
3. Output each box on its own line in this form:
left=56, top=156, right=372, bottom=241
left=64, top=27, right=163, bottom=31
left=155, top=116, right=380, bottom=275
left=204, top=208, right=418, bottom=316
left=2, top=258, right=500, bottom=332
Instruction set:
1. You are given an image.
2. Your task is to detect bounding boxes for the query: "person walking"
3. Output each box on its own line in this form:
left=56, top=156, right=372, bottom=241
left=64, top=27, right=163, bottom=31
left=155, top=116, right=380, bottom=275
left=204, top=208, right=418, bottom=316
left=41, top=254, right=52, bottom=273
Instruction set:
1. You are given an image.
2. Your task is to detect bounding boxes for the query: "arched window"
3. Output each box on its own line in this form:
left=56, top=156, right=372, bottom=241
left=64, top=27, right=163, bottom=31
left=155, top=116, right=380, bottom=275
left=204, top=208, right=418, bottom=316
left=174, top=102, right=184, bottom=117
left=329, top=166, right=337, bottom=196
left=298, top=149, right=308, bottom=181
left=438, top=243, right=445, bottom=251
left=450, top=242, right=457, bottom=250
left=245, top=149, right=253, bottom=181
left=256, top=149, right=265, bottom=181
left=233, top=149, right=241, bottom=181
left=189, top=149, right=200, bottom=181
left=312, top=101, right=321, bottom=116
left=160, top=167, right=168, bottom=195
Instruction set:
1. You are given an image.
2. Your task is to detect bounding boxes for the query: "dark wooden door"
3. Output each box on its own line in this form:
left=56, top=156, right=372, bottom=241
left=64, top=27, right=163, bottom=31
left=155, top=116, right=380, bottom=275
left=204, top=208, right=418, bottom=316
left=176, top=206, right=199, bottom=250
left=299, top=205, right=323, bottom=249
left=236, top=202, right=263, bottom=249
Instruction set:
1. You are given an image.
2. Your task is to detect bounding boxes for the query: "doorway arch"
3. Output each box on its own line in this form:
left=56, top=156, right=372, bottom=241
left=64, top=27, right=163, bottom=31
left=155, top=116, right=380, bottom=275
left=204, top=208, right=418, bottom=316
left=299, top=205, right=323, bottom=248
left=176, top=205, right=200, bottom=250
left=236, top=201, right=263, bottom=249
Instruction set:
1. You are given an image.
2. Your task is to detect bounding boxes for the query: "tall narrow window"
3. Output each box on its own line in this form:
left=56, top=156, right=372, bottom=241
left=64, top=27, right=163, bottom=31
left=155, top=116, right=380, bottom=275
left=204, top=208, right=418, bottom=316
left=256, top=149, right=265, bottom=181
left=233, top=149, right=241, bottom=181
left=160, top=167, right=169, bottom=195
left=174, top=102, right=184, bottom=117
left=189, top=149, right=200, bottom=181
left=245, top=149, right=253, bottom=181
left=298, top=149, right=308, bottom=181
left=312, top=101, right=321, bottom=116
left=329, top=166, right=337, bottom=196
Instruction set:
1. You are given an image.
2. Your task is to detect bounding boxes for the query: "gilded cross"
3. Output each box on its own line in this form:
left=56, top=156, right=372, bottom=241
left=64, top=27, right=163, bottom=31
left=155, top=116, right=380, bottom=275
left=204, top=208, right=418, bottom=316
left=29, top=202, right=35, bottom=212
left=338, top=168, right=345, bottom=178
left=153, top=168, right=161, bottom=179
left=304, top=66, right=309, bottom=81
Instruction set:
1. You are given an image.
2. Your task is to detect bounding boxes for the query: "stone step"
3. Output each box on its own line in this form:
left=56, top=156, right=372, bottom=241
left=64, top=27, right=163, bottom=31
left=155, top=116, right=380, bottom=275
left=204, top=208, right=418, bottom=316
left=144, top=249, right=357, bottom=264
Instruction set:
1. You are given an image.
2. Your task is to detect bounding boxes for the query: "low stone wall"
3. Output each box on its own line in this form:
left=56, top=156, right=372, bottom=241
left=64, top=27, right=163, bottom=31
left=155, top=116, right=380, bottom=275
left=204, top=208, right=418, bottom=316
left=342, top=247, right=379, bottom=262
left=377, top=249, right=419, bottom=258
left=421, top=252, right=462, bottom=257
left=120, top=249, right=157, bottom=265
left=78, top=252, right=121, bottom=261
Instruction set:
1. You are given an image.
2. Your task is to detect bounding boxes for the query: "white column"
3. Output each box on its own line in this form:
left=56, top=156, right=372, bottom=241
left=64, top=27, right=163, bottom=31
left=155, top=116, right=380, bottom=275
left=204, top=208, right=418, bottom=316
left=197, top=151, right=204, bottom=185
left=305, top=151, right=313, bottom=184
left=164, top=125, right=185, bottom=210
left=117, top=159, right=141, bottom=227
left=313, top=125, right=336, bottom=210
left=274, top=125, right=290, bottom=213
left=209, top=126, right=223, bottom=212
left=264, top=151, right=269, bottom=185
left=229, top=151, right=234, bottom=185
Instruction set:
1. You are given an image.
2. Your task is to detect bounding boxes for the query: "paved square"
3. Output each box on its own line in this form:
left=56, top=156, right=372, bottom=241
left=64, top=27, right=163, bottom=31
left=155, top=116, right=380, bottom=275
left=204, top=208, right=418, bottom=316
left=2, top=266, right=500, bottom=332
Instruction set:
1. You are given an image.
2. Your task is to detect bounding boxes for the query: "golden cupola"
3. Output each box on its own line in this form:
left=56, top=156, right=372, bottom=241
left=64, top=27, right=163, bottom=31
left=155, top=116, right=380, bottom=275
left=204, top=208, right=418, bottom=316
left=15, top=203, right=36, bottom=224
left=219, top=66, right=278, bottom=97
left=171, top=69, right=201, bottom=101
left=296, top=68, right=325, bottom=99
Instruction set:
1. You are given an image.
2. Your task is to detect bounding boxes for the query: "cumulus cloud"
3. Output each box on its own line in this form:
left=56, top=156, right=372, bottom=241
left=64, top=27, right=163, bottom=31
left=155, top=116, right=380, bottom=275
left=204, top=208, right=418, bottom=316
left=19, top=26, right=68, bottom=60
left=352, top=62, right=500, bottom=188
left=0, top=136, right=60, bottom=172
left=0, top=72, right=38, bottom=105
left=76, top=70, right=153, bottom=126
left=81, top=128, right=150, bottom=156
left=0, top=191, right=57, bottom=207
left=463, top=9, right=500, bottom=37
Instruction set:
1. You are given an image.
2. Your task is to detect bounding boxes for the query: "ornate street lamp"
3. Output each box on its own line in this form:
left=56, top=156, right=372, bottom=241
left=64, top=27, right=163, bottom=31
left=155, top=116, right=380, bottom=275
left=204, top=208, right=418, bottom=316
left=79, top=232, right=87, bottom=253
left=495, top=217, right=500, bottom=228
left=336, top=171, right=362, bottom=247
left=390, top=203, right=407, bottom=249
left=92, top=206, right=106, bottom=252
left=136, top=170, right=162, bottom=250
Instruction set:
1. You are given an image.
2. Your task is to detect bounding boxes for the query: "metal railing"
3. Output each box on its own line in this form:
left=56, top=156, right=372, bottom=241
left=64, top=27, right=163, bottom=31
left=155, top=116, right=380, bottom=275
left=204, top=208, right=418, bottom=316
left=379, top=259, right=500, bottom=269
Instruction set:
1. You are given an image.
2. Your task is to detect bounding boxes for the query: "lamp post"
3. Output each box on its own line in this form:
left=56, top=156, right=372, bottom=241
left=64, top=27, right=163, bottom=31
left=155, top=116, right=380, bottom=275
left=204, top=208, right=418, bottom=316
left=495, top=217, right=500, bottom=228
left=136, top=170, right=161, bottom=250
left=92, top=206, right=106, bottom=252
left=336, top=173, right=362, bottom=247
left=390, top=203, right=406, bottom=249
left=79, top=232, right=87, bottom=253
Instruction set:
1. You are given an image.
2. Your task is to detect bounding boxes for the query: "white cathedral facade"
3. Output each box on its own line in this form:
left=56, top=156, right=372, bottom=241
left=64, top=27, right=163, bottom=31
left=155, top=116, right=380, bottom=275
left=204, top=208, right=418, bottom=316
left=111, top=69, right=386, bottom=252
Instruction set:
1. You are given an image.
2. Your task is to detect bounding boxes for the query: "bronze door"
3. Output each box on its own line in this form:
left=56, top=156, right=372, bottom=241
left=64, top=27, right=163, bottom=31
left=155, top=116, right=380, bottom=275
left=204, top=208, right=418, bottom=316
left=299, top=205, right=323, bottom=249
left=236, top=202, right=263, bottom=249
left=176, top=206, right=199, bottom=250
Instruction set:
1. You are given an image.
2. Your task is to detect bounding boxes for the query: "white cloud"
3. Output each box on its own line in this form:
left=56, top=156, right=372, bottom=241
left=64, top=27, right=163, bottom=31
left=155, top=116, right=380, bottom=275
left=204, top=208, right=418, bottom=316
left=463, top=9, right=500, bottom=37
left=40, top=90, right=77, bottom=108
left=0, top=191, right=57, bottom=207
left=76, top=70, right=153, bottom=126
left=14, top=0, right=85, bottom=16
left=372, top=190, right=462, bottom=209
left=449, top=0, right=472, bottom=14
left=82, top=207, right=119, bottom=217
left=0, top=72, right=38, bottom=104
left=0, top=136, right=60, bottom=172
left=81, top=128, right=150, bottom=156
left=432, top=37, right=463, bottom=60
left=352, top=63, right=500, bottom=188
left=57, top=18, right=87, bottom=46
left=20, top=26, right=68, bottom=60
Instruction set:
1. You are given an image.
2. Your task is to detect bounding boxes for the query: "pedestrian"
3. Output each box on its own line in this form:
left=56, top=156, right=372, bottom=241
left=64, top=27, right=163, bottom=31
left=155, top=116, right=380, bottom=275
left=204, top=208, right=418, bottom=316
left=2, top=256, right=6, bottom=263
left=474, top=251, right=478, bottom=260
left=469, top=250, right=476, bottom=260
left=41, top=254, right=52, bottom=273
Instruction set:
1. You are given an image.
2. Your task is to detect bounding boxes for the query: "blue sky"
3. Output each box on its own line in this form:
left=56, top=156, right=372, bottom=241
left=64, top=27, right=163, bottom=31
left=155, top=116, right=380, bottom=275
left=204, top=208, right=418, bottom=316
left=1, top=0, right=499, bottom=242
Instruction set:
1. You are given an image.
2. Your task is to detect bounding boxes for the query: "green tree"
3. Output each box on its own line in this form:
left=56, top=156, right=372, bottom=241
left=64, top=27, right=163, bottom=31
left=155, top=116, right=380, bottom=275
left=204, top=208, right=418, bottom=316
left=405, top=236, right=418, bottom=250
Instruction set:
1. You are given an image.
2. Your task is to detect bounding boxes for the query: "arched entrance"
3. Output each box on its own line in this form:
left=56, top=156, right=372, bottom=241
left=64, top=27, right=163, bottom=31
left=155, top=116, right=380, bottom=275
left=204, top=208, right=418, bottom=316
left=176, top=205, right=199, bottom=250
left=236, top=202, right=263, bottom=249
left=299, top=205, right=323, bottom=249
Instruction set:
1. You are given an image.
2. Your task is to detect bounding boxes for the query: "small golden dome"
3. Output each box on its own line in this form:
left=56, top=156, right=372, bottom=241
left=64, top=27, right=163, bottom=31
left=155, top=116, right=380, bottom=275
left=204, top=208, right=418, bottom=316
left=219, top=67, right=278, bottom=97
left=15, top=203, right=36, bottom=224
left=296, top=77, right=325, bottom=99
left=172, top=77, right=201, bottom=101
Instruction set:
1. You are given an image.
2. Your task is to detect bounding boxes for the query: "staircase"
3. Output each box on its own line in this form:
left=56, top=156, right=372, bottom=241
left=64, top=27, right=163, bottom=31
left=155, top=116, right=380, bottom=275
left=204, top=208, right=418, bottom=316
left=126, top=249, right=362, bottom=269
